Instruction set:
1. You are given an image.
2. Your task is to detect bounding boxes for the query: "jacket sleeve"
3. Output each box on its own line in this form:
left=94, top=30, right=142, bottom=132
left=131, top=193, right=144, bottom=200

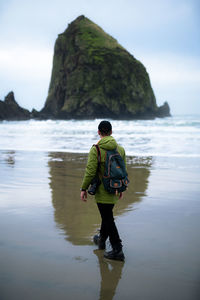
left=81, top=146, right=98, bottom=190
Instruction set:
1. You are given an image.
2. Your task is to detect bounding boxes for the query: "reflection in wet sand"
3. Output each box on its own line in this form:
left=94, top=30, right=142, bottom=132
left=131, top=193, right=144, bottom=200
left=94, top=249, right=124, bottom=300
left=48, top=152, right=152, bottom=245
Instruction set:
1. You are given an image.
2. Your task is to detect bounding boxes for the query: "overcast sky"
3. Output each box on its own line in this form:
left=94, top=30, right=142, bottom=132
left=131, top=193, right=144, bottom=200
left=0, top=0, right=199, bottom=114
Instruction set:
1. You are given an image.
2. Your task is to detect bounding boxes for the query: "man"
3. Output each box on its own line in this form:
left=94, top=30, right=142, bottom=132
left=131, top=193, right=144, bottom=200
left=80, top=120, right=127, bottom=261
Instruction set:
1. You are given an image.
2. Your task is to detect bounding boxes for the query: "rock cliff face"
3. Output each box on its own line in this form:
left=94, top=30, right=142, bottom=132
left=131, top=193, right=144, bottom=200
left=0, top=92, right=30, bottom=121
left=41, top=15, right=170, bottom=119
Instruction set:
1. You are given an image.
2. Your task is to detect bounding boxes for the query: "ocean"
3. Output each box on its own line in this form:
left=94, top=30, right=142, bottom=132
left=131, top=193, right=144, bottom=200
left=0, top=114, right=200, bottom=157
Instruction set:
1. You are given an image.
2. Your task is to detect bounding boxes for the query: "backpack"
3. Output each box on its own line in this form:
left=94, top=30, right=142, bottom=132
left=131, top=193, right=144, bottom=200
left=99, top=147, right=129, bottom=194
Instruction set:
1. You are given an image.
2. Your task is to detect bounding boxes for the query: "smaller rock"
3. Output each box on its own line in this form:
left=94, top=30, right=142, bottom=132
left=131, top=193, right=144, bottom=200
left=0, top=91, right=30, bottom=121
left=31, top=108, right=40, bottom=119
left=4, top=91, right=18, bottom=106
left=156, top=102, right=171, bottom=118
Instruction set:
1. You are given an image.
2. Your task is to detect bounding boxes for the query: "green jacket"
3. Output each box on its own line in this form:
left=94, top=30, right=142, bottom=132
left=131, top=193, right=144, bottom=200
left=81, top=136, right=127, bottom=204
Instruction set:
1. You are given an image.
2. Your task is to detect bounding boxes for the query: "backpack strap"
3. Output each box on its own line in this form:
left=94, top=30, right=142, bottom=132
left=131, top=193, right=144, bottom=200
left=94, top=144, right=101, bottom=168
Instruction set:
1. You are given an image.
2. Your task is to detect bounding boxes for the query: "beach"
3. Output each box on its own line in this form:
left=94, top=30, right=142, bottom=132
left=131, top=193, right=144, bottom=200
left=0, top=150, right=200, bottom=300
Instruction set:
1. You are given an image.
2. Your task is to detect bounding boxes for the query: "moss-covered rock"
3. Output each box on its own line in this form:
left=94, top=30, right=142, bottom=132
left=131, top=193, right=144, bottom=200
left=41, top=15, right=170, bottom=119
left=0, top=92, right=30, bottom=121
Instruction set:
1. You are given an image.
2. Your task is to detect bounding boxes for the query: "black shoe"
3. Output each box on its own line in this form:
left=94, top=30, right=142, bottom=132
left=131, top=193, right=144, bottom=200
left=93, top=235, right=106, bottom=250
left=104, top=248, right=125, bottom=261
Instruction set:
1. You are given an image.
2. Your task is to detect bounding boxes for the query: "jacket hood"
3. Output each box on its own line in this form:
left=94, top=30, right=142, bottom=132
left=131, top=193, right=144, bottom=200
left=98, top=136, right=117, bottom=150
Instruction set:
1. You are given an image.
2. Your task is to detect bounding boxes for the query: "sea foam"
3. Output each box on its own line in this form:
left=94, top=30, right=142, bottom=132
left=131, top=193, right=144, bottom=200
left=0, top=115, right=200, bottom=157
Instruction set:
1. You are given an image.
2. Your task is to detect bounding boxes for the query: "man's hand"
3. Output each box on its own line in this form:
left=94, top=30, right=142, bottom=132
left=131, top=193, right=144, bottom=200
left=80, top=191, right=87, bottom=202
left=119, top=192, right=123, bottom=200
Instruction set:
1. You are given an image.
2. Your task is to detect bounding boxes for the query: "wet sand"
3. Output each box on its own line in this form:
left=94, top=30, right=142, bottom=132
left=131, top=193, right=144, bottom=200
left=0, top=151, right=200, bottom=300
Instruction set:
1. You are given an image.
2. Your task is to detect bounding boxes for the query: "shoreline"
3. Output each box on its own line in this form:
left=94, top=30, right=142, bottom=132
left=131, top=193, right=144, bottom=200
left=1, top=148, right=200, bottom=158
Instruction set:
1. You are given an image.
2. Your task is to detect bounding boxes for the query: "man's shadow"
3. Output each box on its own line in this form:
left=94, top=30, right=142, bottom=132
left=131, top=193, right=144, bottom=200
left=93, top=249, right=124, bottom=300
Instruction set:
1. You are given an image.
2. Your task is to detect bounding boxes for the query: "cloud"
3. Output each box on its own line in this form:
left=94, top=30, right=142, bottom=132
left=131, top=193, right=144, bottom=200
left=0, top=0, right=198, bottom=40
left=0, top=46, right=52, bottom=81
left=140, top=53, right=200, bottom=85
left=137, top=52, right=200, bottom=113
left=0, top=44, right=52, bottom=110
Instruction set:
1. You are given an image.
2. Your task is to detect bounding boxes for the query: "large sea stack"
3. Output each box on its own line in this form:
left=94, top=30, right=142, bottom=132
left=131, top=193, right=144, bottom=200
left=41, top=15, right=170, bottom=119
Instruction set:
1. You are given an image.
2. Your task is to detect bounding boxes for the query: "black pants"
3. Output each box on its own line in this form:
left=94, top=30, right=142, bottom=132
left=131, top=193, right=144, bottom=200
left=97, top=203, right=122, bottom=248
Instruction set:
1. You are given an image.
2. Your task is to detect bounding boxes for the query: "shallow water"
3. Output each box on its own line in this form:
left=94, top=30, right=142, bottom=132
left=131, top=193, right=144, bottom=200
left=0, top=150, right=200, bottom=300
